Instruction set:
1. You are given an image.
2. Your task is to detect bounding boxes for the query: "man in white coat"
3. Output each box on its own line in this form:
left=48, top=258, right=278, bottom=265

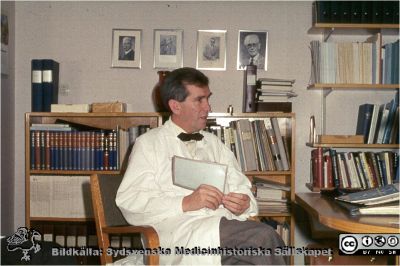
left=116, top=67, right=287, bottom=265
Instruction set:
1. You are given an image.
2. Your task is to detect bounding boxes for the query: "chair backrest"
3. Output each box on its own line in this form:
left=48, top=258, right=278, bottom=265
left=91, top=173, right=159, bottom=265
left=90, top=174, right=127, bottom=265
left=95, top=174, right=129, bottom=227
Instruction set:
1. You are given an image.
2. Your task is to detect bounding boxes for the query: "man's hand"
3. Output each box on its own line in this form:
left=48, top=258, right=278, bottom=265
left=182, top=184, right=223, bottom=212
left=222, top=193, right=250, bottom=216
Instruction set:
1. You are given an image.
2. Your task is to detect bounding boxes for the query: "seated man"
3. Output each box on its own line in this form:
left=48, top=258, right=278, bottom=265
left=116, top=67, right=288, bottom=265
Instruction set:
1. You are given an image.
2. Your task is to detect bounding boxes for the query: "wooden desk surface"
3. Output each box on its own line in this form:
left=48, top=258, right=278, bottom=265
left=295, top=193, right=400, bottom=234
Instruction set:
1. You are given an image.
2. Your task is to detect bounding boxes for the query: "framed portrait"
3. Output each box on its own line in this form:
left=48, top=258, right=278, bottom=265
left=196, top=30, right=226, bottom=71
left=237, top=30, right=268, bottom=71
left=111, top=29, right=141, bottom=68
left=153, top=29, right=183, bottom=69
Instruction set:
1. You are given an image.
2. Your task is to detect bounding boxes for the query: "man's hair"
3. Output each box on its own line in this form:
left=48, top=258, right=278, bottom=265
left=160, top=67, right=209, bottom=112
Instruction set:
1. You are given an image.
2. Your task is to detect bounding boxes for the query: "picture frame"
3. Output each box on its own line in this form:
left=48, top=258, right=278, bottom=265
left=196, top=30, right=226, bottom=71
left=111, top=29, right=141, bottom=68
left=153, top=29, right=183, bottom=69
left=1, top=14, right=9, bottom=75
left=237, top=30, right=268, bottom=71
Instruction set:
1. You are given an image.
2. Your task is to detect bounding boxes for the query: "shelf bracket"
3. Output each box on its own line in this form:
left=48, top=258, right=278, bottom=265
left=323, top=28, right=334, bottom=42
left=320, top=88, right=332, bottom=135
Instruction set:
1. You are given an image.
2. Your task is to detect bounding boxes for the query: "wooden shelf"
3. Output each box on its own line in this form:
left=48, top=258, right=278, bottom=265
left=245, top=170, right=292, bottom=176
left=306, top=143, right=399, bottom=148
left=308, top=83, right=399, bottom=90
left=258, top=212, right=292, bottom=217
left=313, top=23, right=400, bottom=29
left=29, top=170, right=121, bottom=175
left=30, top=217, right=94, bottom=222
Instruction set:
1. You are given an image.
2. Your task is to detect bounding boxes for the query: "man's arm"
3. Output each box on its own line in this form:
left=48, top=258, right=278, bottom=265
left=116, top=138, right=185, bottom=226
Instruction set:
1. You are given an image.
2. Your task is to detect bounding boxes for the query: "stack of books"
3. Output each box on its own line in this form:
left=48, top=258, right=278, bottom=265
left=335, top=183, right=399, bottom=216
left=253, top=177, right=290, bottom=214
left=256, top=78, right=297, bottom=104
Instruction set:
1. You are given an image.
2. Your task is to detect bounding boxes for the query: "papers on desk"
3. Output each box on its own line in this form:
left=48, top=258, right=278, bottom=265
left=172, top=156, right=227, bottom=192
left=335, top=183, right=399, bottom=216
left=335, top=183, right=399, bottom=205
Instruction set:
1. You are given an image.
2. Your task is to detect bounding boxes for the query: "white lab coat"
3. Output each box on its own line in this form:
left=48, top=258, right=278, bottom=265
left=116, top=119, right=258, bottom=265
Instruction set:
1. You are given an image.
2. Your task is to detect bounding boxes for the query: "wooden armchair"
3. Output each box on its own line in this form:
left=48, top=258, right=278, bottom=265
left=90, top=174, right=159, bottom=265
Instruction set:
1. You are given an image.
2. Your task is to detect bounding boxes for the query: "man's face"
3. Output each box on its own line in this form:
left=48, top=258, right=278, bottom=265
left=122, top=37, right=132, bottom=52
left=244, top=35, right=260, bottom=57
left=174, top=84, right=211, bottom=133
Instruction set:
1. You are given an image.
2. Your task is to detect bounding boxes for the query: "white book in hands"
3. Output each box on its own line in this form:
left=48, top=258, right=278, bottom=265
left=172, top=156, right=227, bottom=193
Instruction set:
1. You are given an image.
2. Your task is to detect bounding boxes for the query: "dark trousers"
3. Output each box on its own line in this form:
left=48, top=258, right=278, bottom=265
left=219, top=217, right=289, bottom=265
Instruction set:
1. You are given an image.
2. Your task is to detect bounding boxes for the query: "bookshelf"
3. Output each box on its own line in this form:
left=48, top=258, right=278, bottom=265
left=307, top=21, right=399, bottom=191
left=25, top=112, right=163, bottom=264
left=207, top=112, right=295, bottom=248
left=25, top=111, right=295, bottom=259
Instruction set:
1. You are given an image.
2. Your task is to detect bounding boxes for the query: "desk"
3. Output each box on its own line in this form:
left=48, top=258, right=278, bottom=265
left=295, top=193, right=400, bottom=234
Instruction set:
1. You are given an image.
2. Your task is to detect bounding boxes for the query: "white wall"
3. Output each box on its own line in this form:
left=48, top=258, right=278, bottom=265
left=11, top=1, right=397, bottom=261
left=1, top=0, right=15, bottom=236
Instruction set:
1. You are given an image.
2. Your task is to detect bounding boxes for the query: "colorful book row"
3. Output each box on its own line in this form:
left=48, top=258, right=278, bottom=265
left=30, top=130, right=120, bottom=171
left=311, top=148, right=399, bottom=190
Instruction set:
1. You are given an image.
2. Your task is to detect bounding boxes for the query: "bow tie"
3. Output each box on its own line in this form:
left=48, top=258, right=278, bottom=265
left=177, top=132, right=204, bottom=142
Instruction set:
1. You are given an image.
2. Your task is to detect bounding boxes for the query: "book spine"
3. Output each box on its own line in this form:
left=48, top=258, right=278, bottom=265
left=355, top=103, right=374, bottom=143
left=271, top=117, right=290, bottom=170
left=42, top=59, right=59, bottom=112
left=323, top=154, right=333, bottom=188
left=329, top=149, right=340, bottom=188
left=40, top=131, right=45, bottom=170
left=30, top=130, right=35, bottom=170
left=242, top=64, right=257, bottom=112
left=353, top=153, right=368, bottom=189
left=311, top=147, right=323, bottom=188
left=264, top=118, right=283, bottom=171
left=45, top=131, right=51, bottom=170
left=31, top=59, right=43, bottom=112
left=383, top=94, right=399, bottom=144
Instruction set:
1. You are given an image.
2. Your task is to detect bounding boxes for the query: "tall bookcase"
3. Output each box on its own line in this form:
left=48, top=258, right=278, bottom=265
left=25, top=112, right=163, bottom=264
left=307, top=22, right=399, bottom=191
left=207, top=112, right=296, bottom=248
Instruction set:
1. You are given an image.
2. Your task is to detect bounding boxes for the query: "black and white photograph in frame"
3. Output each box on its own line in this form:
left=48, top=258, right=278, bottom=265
left=154, top=29, right=183, bottom=69
left=111, top=29, right=141, bottom=68
left=237, top=30, right=268, bottom=71
left=196, top=30, right=226, bottom=71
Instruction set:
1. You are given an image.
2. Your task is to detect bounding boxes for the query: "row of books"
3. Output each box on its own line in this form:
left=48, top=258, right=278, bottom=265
left=29, top=124, right=150, bottom=171
left=382, top=40, right=399, bottom=85
left=356, top=92, right=399, bottom=144
left=31, top=222, right=101, bottom=264
left=311, top=148, right=399, bottom=190
left=260, top=217, right=290, bottom=246
left=32, top=222, right=142, bottom=249
left=206, top=118, right=291, bottom=172
left=313, top=1, right=399, bottom=24
left=31, top=59, right=59, bottom=112
left=30, top=175, right=93, bottom=218
left=253, top=177, right=291, bottom=214
left=310, top=35, right=389, bottom=84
